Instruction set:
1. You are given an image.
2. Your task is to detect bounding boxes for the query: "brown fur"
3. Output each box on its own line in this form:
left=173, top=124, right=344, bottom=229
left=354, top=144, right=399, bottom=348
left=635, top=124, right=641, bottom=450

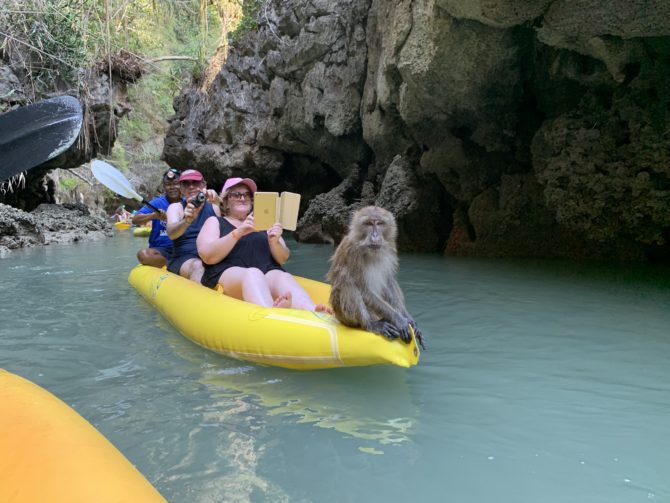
left=327, top=206, right=410, bottom=334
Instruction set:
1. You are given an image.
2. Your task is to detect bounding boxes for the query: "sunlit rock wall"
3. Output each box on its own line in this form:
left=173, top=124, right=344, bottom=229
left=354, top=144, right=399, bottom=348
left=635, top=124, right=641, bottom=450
left=164, top=0, right=670, bottom=260
left=163, top=0, right=371, bottom=201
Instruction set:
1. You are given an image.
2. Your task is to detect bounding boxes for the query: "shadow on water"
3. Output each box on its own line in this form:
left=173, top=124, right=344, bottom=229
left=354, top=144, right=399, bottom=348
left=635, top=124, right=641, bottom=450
left=159, top=317, right=419, bottom=452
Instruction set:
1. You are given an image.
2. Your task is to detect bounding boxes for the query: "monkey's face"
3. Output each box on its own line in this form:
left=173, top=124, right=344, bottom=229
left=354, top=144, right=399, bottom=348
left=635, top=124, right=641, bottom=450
left=352, top=206, right=397, bottom=251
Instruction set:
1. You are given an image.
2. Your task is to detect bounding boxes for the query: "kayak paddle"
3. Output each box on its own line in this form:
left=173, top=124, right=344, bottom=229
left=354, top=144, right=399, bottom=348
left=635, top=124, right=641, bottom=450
left=0, top=96, right=83, bottom=181
left=90, top=159, right=162, bottom=213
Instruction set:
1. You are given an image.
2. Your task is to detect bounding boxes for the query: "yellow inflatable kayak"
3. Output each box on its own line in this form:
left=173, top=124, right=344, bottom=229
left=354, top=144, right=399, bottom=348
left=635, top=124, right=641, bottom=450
left=129, top=265, right=420, bottom=370
left=133, top=226, right=151, bottom=237
left=0, top=369, right=165, bottom=503
left=114, top=221, right=131, bottom=230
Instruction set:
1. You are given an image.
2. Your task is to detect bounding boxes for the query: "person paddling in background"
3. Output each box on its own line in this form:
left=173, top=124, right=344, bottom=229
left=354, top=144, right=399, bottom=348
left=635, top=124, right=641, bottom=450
left=111, top=205, right=131, bottom=222
left=197, top=177, right=330, bottom=312
left=166, top=169, right=221, bottom=283
left=132, top=168, right=182, bottom=268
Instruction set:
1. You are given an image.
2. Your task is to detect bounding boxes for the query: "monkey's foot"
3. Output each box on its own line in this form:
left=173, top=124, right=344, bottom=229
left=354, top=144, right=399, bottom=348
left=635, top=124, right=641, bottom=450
left=408, top=319, right=426, bottom=350
left=272, top=291, right=292, bottom=309
left=369, top=319, right=402, bottom=340
left=314, top=304, right=334, bottom=315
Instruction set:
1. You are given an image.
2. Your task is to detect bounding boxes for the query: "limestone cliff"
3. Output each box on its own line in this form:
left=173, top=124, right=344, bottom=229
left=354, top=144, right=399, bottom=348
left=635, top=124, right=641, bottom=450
left=0, top=202, right=113, bottom=257
left=163, top=0, right=670, bottom=261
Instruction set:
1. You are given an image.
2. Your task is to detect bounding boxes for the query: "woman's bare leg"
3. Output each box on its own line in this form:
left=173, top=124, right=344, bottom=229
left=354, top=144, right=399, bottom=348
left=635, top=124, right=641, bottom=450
left=179, top=258, right=205, bottom=283
left=219, top=267, right=274, bottom=307
left=265, top=270, right=318, bottom=311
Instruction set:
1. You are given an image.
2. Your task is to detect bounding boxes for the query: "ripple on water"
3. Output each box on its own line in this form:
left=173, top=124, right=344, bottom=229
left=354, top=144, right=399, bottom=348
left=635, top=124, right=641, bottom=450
left=95, top=360, right=145, bottom=382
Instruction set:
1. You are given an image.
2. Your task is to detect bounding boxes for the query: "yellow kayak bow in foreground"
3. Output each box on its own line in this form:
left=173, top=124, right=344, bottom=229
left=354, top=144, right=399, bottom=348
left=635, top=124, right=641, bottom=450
left=0, top=369, right=165, bottom=503
left=129, top=265, right=420, bottom=370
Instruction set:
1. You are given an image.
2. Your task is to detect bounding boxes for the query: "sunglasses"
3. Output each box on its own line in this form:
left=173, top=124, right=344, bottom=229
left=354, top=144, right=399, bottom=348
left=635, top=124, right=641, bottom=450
left=180, top=180, right=204, bottom=187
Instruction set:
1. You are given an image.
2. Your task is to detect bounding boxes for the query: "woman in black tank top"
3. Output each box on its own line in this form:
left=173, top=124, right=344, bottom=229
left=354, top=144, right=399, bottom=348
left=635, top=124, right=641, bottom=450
left=197, top=177, right=330, bottom=313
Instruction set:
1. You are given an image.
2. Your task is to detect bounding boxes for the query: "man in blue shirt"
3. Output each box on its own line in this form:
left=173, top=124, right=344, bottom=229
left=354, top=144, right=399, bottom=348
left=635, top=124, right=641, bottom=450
left=132, top=168, right=182, bottom=268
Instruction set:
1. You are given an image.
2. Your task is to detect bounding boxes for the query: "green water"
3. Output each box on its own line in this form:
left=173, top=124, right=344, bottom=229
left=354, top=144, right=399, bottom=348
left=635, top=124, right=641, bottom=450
left=1, top=233, right=669, bottom=502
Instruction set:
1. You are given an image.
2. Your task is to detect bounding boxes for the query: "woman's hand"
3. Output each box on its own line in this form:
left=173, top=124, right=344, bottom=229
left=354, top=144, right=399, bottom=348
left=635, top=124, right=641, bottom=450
left=235, top=213, right=255, bottom=238
left=267, top=223, right=283, bottom=243
left=267, top=222, right=289, bottom=264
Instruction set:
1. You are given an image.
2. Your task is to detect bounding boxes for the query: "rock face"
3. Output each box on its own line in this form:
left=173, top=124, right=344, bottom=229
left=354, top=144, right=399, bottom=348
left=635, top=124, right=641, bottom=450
left=164, top=0, right=371, bottom=196
left=163, top=0, right=670, bottom=261
left=0, top=203, right=113, bottom=257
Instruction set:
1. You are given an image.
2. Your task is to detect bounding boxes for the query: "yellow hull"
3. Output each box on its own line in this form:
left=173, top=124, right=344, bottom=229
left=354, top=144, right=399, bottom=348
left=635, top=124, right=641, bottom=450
left=0, top=369, right=165, bottom=503
left=133, top=226, right=151, bottom=237
left=114, top=221, right=131, bottom=230
left=128, top=265, right=420, bottom=370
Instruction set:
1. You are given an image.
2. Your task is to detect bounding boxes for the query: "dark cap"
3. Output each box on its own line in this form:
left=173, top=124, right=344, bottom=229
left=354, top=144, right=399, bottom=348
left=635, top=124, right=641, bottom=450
left=163, top=168, right=181, bottom=182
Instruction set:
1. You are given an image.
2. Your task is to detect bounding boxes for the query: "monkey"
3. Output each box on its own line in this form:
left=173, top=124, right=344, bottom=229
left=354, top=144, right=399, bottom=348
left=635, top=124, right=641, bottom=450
left=327, top=206, right=425, bottom=349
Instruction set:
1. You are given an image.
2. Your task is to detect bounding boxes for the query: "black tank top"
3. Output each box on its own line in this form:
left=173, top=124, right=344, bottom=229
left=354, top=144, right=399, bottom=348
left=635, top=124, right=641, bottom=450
left=201, top=217, right=284, bottom=289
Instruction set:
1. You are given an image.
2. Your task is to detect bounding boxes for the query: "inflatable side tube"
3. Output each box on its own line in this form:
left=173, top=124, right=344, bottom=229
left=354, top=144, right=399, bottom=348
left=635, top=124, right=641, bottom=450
left=129, top=265, right=420, bottom=370
left=0, top=369, right=166, bottom=503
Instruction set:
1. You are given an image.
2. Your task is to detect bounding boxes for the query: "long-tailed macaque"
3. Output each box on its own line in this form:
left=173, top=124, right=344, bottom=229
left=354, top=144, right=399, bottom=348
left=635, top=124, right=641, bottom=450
left=327, top=206, right=425, bottom=349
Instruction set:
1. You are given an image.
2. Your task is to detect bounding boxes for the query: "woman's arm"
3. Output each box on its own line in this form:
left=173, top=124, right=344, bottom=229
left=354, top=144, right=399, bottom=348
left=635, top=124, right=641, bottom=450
left=197, top=216, right=234, bottom=265
left=197, top=215, right=255, bottom=265
left=267, top=223, right=290, bottom=265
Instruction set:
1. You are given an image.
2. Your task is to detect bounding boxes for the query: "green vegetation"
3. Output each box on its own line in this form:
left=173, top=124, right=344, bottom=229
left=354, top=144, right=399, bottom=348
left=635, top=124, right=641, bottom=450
left=58, top=175, right=80, bottom=191
left=229, top=0, right=261, bottom=45
left=0, top=0, right=88, bottom=89
left=1, top=0, right=246, bottom=162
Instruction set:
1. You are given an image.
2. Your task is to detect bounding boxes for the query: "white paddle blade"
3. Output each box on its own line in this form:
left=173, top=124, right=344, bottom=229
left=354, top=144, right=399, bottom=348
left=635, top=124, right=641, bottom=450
left=90, top=160, right=143, bottom=201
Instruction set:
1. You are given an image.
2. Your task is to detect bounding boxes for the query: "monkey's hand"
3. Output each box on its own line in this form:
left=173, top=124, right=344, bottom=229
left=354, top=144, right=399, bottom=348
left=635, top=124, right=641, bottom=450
left=368, top=319, right=403, bottom=341
left=408, top=318, right=426, bottom=350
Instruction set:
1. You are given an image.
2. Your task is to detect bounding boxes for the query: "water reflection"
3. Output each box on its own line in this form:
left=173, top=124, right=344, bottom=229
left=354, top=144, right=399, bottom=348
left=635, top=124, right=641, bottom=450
left=157, top=396, right=291, bottom=502
left=164, top=327, right=419, bottom=450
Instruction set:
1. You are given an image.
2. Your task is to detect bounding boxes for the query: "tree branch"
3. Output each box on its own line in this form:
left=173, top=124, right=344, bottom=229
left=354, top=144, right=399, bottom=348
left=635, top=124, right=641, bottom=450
left=148, top=56, right=198, bottom=63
